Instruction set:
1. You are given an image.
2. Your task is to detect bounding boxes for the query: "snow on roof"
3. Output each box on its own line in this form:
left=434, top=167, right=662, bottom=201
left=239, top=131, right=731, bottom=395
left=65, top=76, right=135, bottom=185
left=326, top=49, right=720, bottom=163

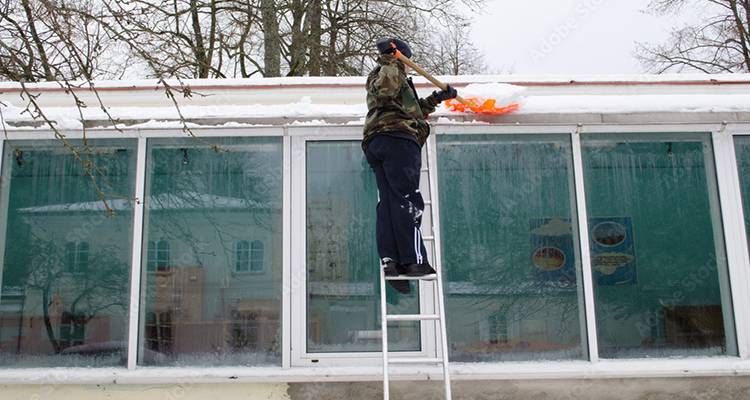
left=1, top=73, right=749, bottom=91
left=18, top=191, right=271, bottom=214
left=1, top=74, right=750, bottom=130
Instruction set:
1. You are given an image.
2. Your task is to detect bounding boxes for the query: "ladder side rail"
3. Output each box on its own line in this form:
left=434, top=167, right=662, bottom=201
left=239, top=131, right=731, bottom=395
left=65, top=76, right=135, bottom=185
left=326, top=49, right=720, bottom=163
left=426, top=134, right=452, bottom=400
left=380, top=264, right=391, bottom=400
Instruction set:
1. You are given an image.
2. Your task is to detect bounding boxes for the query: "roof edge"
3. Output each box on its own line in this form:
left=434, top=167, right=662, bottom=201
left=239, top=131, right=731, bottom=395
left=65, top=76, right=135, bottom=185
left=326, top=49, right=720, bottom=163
left=2, top=74, right=750, bottom=93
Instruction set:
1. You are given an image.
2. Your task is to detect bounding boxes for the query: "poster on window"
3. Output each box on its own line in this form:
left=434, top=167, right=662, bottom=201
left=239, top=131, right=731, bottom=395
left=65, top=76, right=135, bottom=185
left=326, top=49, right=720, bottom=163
left=589, top=217, right=637, bottom=286
left=529, top=218, right=577, bottom=288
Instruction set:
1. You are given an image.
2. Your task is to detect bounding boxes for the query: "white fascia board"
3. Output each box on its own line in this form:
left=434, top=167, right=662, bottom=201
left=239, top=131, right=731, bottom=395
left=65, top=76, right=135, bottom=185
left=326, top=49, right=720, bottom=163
left=4, top=75, right=750, bottom=123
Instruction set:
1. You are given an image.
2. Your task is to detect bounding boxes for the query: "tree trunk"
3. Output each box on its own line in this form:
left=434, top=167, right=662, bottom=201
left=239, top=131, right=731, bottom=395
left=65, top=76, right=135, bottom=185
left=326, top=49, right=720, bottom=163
left=325, top=22, right=338, bottom=76
left=189, top=0, right=209, bottom=78
left=308, top=0, right=322, bottom=76
left=288, top=0, right=307, bottom=76
left=42, top=286, right=61, bottom=354
left=261, top=0, right=280, bottom=77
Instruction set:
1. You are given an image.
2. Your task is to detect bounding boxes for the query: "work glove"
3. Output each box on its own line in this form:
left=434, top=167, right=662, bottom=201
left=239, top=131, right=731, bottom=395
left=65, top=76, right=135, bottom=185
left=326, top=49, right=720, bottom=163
left=431, top=85, right=458, bottom=103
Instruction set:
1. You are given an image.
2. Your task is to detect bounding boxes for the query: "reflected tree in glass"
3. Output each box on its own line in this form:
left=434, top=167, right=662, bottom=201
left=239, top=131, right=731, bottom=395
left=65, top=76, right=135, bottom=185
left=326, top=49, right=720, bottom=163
left=139, top=137, right=283, bottom=366
left=437, top=134, right=587, bottom=362
left=582, top=133, right=736, bottom=358
left=0, top=140, right=136, bottom=367
left=306, top=141, right=419, bottom=353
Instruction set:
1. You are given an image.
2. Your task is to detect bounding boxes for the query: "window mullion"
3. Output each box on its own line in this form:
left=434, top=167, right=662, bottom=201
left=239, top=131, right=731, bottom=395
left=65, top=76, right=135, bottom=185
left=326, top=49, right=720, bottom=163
left=126, top=136, right=148, bottom=370
left=570, top=130, right=600, bottom=362
left=712, top=131, right=750, bottom=358
left=282, top=132, right=292, bottom=369
left=0, top=139, right=7, bottom=297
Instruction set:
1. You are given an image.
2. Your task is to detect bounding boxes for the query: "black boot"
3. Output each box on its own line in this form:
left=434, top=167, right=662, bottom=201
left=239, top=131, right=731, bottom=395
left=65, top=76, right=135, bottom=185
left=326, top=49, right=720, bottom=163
left=383, top=259, right=411, bottom=294
left=400, top=263, right=436, bottom=277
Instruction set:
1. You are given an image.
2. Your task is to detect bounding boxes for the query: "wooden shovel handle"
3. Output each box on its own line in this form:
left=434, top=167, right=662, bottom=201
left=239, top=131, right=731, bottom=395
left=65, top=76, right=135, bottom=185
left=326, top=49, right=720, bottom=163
left=393, top=50, right=467, bottom=105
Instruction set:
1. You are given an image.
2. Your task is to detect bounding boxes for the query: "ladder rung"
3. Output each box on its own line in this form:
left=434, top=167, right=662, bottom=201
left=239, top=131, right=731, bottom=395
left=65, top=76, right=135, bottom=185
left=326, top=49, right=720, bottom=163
left=388, top=357, right=443, bottom=364
left=386, top=314, right=440, bottom=322
left=424, top=200, right=432, bottom=205
left=384, top=274, right=437, bottom=281
left=422, top=235, right=434, bottom=241
left=420, top=168, right=429, bottom=172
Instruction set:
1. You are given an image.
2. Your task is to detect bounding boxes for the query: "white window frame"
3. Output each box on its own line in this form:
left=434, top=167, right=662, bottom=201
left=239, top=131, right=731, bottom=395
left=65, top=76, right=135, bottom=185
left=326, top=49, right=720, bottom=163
left=1, top=122, right=750, bottom=383
left=289, top=125, right=436, bottom=367
left=721, top=129, right=750, bottom=358
left=437, top=123, right=596, bottom=361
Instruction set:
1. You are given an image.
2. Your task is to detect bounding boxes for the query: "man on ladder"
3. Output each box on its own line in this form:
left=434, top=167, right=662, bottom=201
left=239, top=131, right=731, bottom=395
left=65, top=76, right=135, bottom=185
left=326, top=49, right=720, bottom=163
left=362, top=37, right=458, bottom=293
left=362, top=37, right=458, bottom=400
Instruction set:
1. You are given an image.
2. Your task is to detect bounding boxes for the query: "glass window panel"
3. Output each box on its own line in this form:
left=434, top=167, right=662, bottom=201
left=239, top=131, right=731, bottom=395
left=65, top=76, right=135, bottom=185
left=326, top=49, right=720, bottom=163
left=139, top=137, right=282, bottom=366
left=156, top=240, right=170, bottom=271
left=735, top=137, right=750, bottom=253
left=437, top=134, right=586, bottom=362
left=76, top=242, right=89, bottom=274
left=0, top=139, right=136, bottom=367
left=582, top=133, right=736, bottom=358
left=147, top=241, right=156, bottom=272
left=306, top=141, right=419, bottom=353
left=250, top=240, right=264, bottom=272
left=236, top=240, right=250, bottom=273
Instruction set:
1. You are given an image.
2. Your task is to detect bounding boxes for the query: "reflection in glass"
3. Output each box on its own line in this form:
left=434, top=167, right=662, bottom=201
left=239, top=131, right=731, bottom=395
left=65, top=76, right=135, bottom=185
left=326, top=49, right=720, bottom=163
left=437, top=134, right=586, bottom=362
left=736, top=137, right=750, bottom=253
left=306, top=141, right=419, bottom=353
left=582, top=133, right=736, bottom=358
left=0, top=140, right=136, bottom=367
left=139, top=137, right=282, bottom=366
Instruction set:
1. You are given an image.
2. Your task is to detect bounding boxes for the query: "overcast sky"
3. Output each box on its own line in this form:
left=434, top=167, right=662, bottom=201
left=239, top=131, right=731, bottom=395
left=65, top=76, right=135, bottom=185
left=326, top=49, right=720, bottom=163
left=470, top=0, right=696, bottom=75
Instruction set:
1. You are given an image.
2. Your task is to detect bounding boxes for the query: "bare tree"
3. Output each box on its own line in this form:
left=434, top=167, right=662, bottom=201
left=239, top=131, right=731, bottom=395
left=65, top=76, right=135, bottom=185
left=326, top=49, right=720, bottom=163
left=0, top=0, right=124, bottom=82
left=637, top=0, right=750, bottom=73
left=0, top=0, right=488, bottom=215
left=417, top=23, right=487, bottom=75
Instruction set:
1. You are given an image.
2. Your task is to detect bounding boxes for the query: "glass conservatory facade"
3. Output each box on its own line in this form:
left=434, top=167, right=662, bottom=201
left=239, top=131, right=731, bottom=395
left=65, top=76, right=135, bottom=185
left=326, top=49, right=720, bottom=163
left=0, top=122, right=749, bottom=381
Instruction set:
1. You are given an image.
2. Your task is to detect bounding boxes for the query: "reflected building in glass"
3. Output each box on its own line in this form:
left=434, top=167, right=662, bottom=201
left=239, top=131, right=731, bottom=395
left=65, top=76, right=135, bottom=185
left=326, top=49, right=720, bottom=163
left=138, top=137, right=283, bottom=366
left=0, top=140, right=136, bottom=367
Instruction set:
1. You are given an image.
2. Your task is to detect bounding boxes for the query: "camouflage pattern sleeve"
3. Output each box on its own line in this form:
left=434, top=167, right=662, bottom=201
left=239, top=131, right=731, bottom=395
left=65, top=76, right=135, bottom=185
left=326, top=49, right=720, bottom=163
left=371, top=63, right=404, bottom=101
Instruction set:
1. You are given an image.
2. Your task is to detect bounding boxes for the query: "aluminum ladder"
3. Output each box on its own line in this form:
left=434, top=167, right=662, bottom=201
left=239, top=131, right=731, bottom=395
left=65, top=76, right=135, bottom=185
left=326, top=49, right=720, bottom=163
left=378, top=137, right=452, bottom=400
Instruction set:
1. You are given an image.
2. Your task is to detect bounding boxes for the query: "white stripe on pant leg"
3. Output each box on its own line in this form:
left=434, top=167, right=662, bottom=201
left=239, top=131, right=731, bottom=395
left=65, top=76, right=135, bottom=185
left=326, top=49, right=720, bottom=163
left=414, top=226, right=419, bottom=264
left=417, top=229, right=424, bottom=264
left=414, top=226, right=422, bottom=264
left=418, top=228, right=422, bottom=264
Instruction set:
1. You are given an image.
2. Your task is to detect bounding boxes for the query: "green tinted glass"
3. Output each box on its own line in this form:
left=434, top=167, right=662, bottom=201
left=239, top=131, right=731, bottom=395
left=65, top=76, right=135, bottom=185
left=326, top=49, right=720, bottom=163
left=736, top=137, right=750, bottom=256
left=437, top=134, right=586, bottom=362
left=582, top=133, right=736, bottom=358
left=0, top=140, right=136, bottom=367
left=306, top=141, right=419, bottom=353
left=139, top=137, right=283, bottom=366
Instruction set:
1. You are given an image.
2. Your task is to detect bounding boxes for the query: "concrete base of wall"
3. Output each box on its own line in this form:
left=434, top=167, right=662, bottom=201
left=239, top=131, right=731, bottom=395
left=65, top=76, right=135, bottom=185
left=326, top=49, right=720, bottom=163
left=4, top=377, right=750, bottom=400
left=289, top=377, right=750, bottom=400
left=0, top=383, right=290, bottom=400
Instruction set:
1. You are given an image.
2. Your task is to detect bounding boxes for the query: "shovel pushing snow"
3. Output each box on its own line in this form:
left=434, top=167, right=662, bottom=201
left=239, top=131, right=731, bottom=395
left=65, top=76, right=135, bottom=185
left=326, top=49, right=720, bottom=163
left=391, top=45, right=519, bottom=115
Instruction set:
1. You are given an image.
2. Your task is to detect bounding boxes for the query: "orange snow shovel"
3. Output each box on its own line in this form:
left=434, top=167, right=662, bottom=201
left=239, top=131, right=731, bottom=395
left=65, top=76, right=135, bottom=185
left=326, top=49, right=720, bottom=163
left=392, top=47, right=519, bottom=115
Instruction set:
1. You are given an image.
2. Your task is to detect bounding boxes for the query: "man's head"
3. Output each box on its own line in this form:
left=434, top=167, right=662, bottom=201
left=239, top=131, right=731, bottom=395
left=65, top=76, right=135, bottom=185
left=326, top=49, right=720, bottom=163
left=376, top=37, right=412, bottom=59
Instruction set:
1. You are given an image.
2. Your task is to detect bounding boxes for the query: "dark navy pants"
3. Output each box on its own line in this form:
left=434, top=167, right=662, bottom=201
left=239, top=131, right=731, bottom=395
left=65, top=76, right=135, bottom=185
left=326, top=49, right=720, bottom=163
left=364, top=135, right=429, bottom=266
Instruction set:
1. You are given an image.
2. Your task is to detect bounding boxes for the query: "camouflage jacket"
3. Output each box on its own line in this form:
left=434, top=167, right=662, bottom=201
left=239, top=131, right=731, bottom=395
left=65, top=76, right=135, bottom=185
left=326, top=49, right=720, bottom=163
left=362, top=55, right=439, bottom=149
